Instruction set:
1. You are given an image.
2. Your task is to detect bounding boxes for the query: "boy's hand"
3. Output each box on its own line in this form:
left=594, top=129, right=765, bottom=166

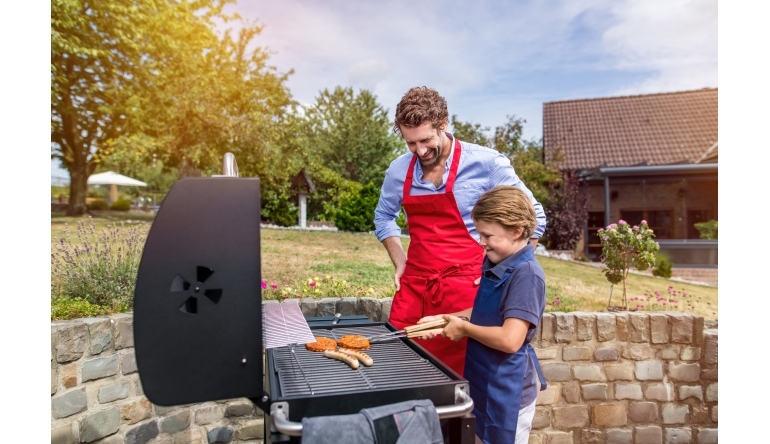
left=440, top=315, right=467, bottom=341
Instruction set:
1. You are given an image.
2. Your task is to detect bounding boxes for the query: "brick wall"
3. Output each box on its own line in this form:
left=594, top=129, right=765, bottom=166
left=51, top=301, right=717, bottom=444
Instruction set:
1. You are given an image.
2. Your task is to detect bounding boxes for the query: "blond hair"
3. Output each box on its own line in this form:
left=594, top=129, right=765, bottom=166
left=471, top=186, right=537, bottom=239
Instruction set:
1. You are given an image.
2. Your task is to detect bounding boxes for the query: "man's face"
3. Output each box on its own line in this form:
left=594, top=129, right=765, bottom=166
left=400, top=121, right=446, bottom=167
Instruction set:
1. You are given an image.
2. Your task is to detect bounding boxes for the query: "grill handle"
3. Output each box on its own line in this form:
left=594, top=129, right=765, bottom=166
left=270, top=384, right=474, bottom=437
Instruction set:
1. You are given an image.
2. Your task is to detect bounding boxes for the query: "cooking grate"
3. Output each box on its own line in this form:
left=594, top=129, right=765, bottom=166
left=262, top=300, right=316, bottom=349
left=273, top=325, right=452, bottom=397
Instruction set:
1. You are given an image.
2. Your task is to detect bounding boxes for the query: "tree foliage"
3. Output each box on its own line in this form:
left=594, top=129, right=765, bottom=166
left=599, top=220, right=660, bottom=309
left=450, top=115, right=491, bottom=147
left=543, top=170, right=587, bottom=251
left=332, top=182, right=380, bottom=232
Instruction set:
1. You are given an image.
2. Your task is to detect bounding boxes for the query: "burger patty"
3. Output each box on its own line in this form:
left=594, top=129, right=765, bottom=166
left=338, top=335, right=371, bottom=350
left=305, top=337, right=337, bottom=352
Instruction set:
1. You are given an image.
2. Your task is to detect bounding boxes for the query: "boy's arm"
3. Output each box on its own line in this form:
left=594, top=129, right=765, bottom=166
left=442, top=315, right=530, bottom=354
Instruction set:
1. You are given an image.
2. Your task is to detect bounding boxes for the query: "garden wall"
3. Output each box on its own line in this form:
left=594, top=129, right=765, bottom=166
left=51, top=300, right=717, bottom=444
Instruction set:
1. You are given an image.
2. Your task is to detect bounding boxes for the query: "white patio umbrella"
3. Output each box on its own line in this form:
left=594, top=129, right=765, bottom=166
left=88, top=171, right=147, bottom=204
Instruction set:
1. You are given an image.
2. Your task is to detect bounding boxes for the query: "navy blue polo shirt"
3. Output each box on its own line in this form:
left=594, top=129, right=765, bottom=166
left=481, top=242, right=546, bottom=408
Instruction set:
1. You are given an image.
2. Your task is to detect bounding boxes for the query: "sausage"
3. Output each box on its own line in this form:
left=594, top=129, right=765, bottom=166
left=338, top=348, right=374, bottom=366
left=324, top=350, right=359, bottom=369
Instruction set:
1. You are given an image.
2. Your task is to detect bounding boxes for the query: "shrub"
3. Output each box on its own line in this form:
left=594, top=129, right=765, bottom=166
left=332, top=182, right=379, bottom=232
left=51, top=297, right=107, bottom=320
left=599, top=219, right=659, bottom=310
left=111, top=199, right=131, bottom=211
left=543, top=170, right=586, bottom=250
left=694, top=219, right=718, bottom=240
left=88, top=199, right=109, bottom=211
left=260, top=275, right=391, bottom=301
left=652, top=257, right=673, bottom=279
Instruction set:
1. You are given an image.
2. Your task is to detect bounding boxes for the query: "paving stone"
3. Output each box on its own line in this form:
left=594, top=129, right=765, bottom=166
left=614, top=383, right=643, bottom=400
left=121, top=398, right=152, bottom=424
left=705, top=383, right=717, bottom=402
left=300, top=297, right=317, bottom=317
left=659, top=348, right=679, bottom=360
left=335, top=297, right=359, bottom=316
left=379, top=297, right=393, bottom=322
left=635, top=425, right=663, bottom=444
left=574, top=313, right=595, bottom=341
left=121, top=353, right=137, bottom=375
left=316, top=298, right=337, bottom=317
left=596, top=313, right=616, bottom=341
left=125, top=420, right=159, bottom=444
left=78, top=406, right=120, bottom=443
left=696, top=428, right=718, bottom=444
left=112, top=314, right=134, bottom=350
left=160, top=410, right=191, bottom=434
left=665, top=427, right=692, bottom=443
left=236, top=419, right=265, bottom=440
left=52, top=363, right=58, bottom=395
left=173, top=428, right=204, bottom=444
left=703, top=329, right=718, bottom=365
left=628, top=402, right=658, bottom=423
left=606, top=429, right=632, bottom=444
left=563, top=347, right=592, bottom=361
left=649, top=313, right=669, bottom=344
left=644, top=382, right=675, bottom=401
left=542, top=363, right=571, bottom=382
left=711, top=405, right=717, bottom=422
left=621, top=345, right=656, bottom=361
left=635, top=362, right=664, bottom=380
left=98, top=381, right=130, bottom=403
left=574, top=364, right=605, bottom=382
left=691, top=405, right=708, bottom=424
left=208, top=426, right=234, bottom=443
left=532, top=408, right=551, bottom=429
left=669, top=363, right=701, bottom=382
left=581, top=429, right=603, bottom=444
left=595, top=347, right=619, bottom=361
left=51, top=424, right=78, bottom=444
left=700, top=368, right=718, bottom=381
left=581, top=383, right=608, bottom=400
left=528, top=433, right=545, bottom=444
left=678, top=385, right=703, bottom=402
left=52, top=387, right=88, bottom=419
left=541, top=313, right=555, bottom=341
left=195, top=405, right=224, bottom=425
left=79, top=318, right=114, bottom=355
left=225, top=401, right=254, bottom=417
left=535, top=346, right=559, bottom=360
left=552, top=405, right=589, bottom=428
left=536, top=384, right=560, bottom=405
left=592, top=403, right=627, bottom=427
left=82, top=354, right=119, bottom=382
left=669, top=313, right=694, bottom=344
left=134, top=377, right=143, bottom=396
left=605, top=363, right=634, bottom=381
left=62, top=362, right=78, bottom=389
left=545, top=431, right=573, bottom=444
left=562, top=381, right=580, bottom=403
left=662, top=404, right=689, bottom=424
left=553, top=312, right=574, bottom=343
left=680, top=347, right=701, bottom=361
left=358, top=297, right=381, bottom=322
left=52, top=321, right=88, bottom=363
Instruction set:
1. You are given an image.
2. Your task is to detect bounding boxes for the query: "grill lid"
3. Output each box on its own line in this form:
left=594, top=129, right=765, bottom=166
left=134, top=177, right=264, bottom=406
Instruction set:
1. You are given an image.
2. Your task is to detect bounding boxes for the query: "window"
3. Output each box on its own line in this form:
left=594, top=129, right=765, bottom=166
left=620, top=210, right=672, bottom=239
left=586, top=211, right=605, bottom=259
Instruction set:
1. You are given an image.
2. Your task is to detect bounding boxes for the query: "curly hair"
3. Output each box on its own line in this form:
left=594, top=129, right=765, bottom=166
left=393, top=87, right=449, bottom=135
left=471, top=186, right=537, bottom=240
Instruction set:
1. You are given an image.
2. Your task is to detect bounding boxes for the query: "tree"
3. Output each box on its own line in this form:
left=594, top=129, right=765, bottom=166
left=543, top=170, right=587, bottom=251
left=450, top=115, right=491, bottom=147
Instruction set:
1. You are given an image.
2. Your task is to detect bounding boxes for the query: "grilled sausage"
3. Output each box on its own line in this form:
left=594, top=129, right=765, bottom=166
left=324, top=350, right=359, bottom=369
left=338, top=348, right=374, bottom=366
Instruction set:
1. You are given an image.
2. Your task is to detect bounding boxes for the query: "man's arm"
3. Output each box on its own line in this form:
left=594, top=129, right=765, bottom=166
left=381, top=236, right=407, bottom=291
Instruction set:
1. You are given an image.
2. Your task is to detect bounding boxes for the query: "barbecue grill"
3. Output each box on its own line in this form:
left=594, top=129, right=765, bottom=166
left=133, top=172, right=475, bottom=443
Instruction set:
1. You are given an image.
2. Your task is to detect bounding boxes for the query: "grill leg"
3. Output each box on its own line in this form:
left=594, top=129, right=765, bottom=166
left=441, top=413, right=476, bottom=444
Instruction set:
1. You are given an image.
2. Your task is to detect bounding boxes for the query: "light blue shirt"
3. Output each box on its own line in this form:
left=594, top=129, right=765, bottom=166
left=374, top=134, right=547, bottom=242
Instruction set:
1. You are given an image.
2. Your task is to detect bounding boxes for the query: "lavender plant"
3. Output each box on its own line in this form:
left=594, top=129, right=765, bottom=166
left=599, top=219, right=659, bottom=310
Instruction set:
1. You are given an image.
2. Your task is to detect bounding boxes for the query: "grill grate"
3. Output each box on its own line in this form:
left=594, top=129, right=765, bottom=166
left=262, top=300, right=316, bottom=349
left=273, top=325, right=452, bottom=397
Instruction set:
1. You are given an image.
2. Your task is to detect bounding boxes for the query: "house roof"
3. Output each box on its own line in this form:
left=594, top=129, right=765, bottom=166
left=543, top=88, right=718, bottom=170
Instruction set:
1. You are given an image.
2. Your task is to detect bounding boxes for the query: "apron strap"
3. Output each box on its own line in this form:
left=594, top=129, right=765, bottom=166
left=402, top=135, right=462, bottom=198
left=526, top=343, right=548, bottom=391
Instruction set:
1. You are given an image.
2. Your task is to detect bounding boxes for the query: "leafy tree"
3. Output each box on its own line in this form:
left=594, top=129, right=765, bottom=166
left=450, top=115, right=491, bottom=147
left=333, top=182, right=379, bottom=232
left=543, top=170, right=587, bottom=250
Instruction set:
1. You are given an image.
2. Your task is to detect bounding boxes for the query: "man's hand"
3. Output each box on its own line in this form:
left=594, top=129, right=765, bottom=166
left=394, top=263, right=405, bottom=291
left=440, top=315, right=467, bottom=341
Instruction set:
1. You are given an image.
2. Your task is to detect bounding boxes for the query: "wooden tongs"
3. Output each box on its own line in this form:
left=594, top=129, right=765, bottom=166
left=367, top=319, right=449, bottom=343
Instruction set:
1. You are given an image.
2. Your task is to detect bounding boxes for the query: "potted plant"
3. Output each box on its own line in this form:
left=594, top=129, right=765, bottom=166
left=599, top=220, right=659, bottom=311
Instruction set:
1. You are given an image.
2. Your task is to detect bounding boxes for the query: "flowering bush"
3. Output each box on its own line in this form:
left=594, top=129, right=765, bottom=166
left=626, top=286, right=715, bottom=318
left=599, top=219, right=659, bottom=310
left=261, top=275, right=388, bottom=301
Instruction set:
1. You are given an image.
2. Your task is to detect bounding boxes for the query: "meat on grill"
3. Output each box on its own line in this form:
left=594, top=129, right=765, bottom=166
left=305, top=337, right=337, bottom=352
left=338, top=335, right=370, bottom=350
left=338, top=348, right=373, bottom=366
left=324, top=350, right=359, bottom=369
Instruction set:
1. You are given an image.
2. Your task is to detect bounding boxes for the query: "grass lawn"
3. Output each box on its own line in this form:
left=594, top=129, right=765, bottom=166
left=51, top=211, right=154, bottom=243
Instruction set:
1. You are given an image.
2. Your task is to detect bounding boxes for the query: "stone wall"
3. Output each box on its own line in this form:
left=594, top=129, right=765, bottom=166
left=51, top=300, right=717, bottom=444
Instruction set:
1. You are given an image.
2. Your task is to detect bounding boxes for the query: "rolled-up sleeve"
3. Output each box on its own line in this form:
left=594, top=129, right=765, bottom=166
left=489, top=154, right=547, bottom=238
left=374, top=165, right=404, bottom=242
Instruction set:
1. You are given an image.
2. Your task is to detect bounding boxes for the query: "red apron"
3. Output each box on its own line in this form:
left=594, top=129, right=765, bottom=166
left=388, top=138, right=484, bottom=376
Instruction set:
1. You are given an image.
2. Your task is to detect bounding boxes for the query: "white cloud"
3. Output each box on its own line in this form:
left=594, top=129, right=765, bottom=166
left=348, top=59, right=392, bottom=91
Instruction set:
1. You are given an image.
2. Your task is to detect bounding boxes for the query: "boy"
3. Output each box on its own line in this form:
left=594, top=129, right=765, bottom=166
left=418, top=185, right=547, bottom=444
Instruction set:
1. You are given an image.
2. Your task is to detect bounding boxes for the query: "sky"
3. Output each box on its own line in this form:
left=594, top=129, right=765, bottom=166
left=51, top=0, right=717, bottom=181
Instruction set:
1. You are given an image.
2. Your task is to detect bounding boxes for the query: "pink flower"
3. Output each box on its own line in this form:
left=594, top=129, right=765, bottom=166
left=636, top=234, right=642, bottom=239
left=633, top=225, right=639, bottom=229
left=598, top=228, right=604, bottom=233
left=627, top=228, right=632, bottom=233
left=554, top=298, right=561, bottom=306
left=600, top=257, right=605, bottom=263
left=309, top=282, right=316, bottom=287
left=271, top=284, right=277, bottom=289
left=602, top=236, right=608, bottom=241
left=283, top=295, right=288, bottom=300
left=641, top=220, right=647, bottom=225
left=671, top=299, right=678, bottom=303
left=662, top=302, right=666, bottom=306
left=619, top=220, right=627, bottom=225
left=261, top=281, right=267, bottom=289
left=658, top=297, right=665, bottom=301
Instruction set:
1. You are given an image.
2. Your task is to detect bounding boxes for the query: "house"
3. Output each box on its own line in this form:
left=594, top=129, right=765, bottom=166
left=542, top=88, right=718, bottom=283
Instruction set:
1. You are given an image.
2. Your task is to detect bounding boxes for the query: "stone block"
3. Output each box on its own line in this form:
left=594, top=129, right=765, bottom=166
left=358, top=297, right=381, bottom=322
left=635, top=425, right=663, bottom=444
left=592, top=403, right=627, bottom=427
left=635, top=362, right=664, bottom=381
left=649, top=313, right=669, bottom=344
left=553, top=312, right=575, bottom=343
left=135, top=377, right=144, bottom=396
left=62, top=362, right=78, bottom=389
left=52, top=366, right=58, bottom=395
left=335, top=297, right=358, bottom=316
left=532, top=407, right=551, bottom=429
left=596, top=313, right=616, bottom=341
left=536, top=384, right=560, bottom=405
left=595, top=348, right=619, bottom=361
left=703, top=329, right=718, bottom=365
left=701, top=368, right=718, bottom=381
left=121, top=398, right=152, bottom=424
left=644, top=382, right=675, bottom=401
left=225, top=401, right=254, bottom=417
left=660, top=348, right=679, bottom=360
left=711, top=405, right=717, bottom=422
left=692, top=405, right=708, bottom=423
left=125, top=420, right=158, bottom=444
left=562, top=381, right=580, bottom=403
left=78, top=406, right=120, bottom=443
left=529, top=434, right=545, bottom=444
left=621, top=345, right=656, bottom=361
left=208, top=426, right=234, bottom=443
left=574, top=313, right=595, bottom=341
left=52, top=321, right=88, bottom=363
left=606, top=429, right=632, bottom=444
left=112, top=314, right=134, bottom=349
left=535, top=346, right=559, bottom=360
left=542, top=363, right=570, bottom=382
left=121, top=352, right=138, bottom=375
left=545, top=431, right=573, bottom=444
left=614, top=383, right=643, bottom=400
left=51, top=424, right=78, bottom=444
left=51, top=387, right=87, bottom=419
left=628, top=402, right=658, bottom=423
left=160, top=410, right=191, bottom=434
left=98, top=381, right=130, bottom=403
left=79, top=317, right=114, bottom=355
left=581, top=429, right=603, bottom=444
left=300, top=297, right=317, bottom=317
left=155, top=404, right=175, bottom=416
left=317, top=298, right=337, bottom=317
left=552, top=405, right=589, bottom=428
left=680, top=347, right=701, bottom=361
left=563, top=347, right=592, bottom=361
left=174, top=428, right=204, bottom=444
left=669, top=313, right=694, bottom=344
left=662, top=404, right=689, bottom=424
left=678, top=385, right=703, bottom=402
left=380, top=297, right=393, bottom=322
left=574, top=364, right=605, bottom=382
left=696, top=428, right=718, bottom=444
left=541, top=313, right=555, bottom=341
left=628, top=312, right=651, bottom=342
left=665, top=427, right=692, bottom=443
left=669, top=363, right=701, bottom=382
left=236, top=419, right=265, bottom=440
left=693, top=316, right=705, bottom=346
left=82, top=354, right=119, bottom=382
left=705, top=383, right=717, bottom=402
left=582, top=383, right=608, bottom=400
left=195, top=405, right=224, bottom=425
left=605, top=363, right=634, bottom=381
left=98, top=436, right=125, bottom=444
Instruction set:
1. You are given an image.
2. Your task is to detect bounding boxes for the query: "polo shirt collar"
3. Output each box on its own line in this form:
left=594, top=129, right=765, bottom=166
left=482, top=242, right=534, bottom=279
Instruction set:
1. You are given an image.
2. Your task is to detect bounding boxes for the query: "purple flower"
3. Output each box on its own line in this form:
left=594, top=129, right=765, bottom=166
left=619, top=220, right=627, bottom=225
left=271, top=284, right=277, bottom=289
left=658, top=297, right=665, bottom=301
left=261, top=280, right=267, bottom=289
left=641, top=220, right=647, bottom=225
left=309, top=282, right=316, bottom=287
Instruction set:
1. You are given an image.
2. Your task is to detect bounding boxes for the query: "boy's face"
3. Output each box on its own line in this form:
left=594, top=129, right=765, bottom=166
left=474, top=219, right=526, bottom=265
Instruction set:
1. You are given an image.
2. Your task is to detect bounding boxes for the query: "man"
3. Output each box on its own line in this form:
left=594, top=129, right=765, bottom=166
left=374, top=87, right=546, bottom=375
